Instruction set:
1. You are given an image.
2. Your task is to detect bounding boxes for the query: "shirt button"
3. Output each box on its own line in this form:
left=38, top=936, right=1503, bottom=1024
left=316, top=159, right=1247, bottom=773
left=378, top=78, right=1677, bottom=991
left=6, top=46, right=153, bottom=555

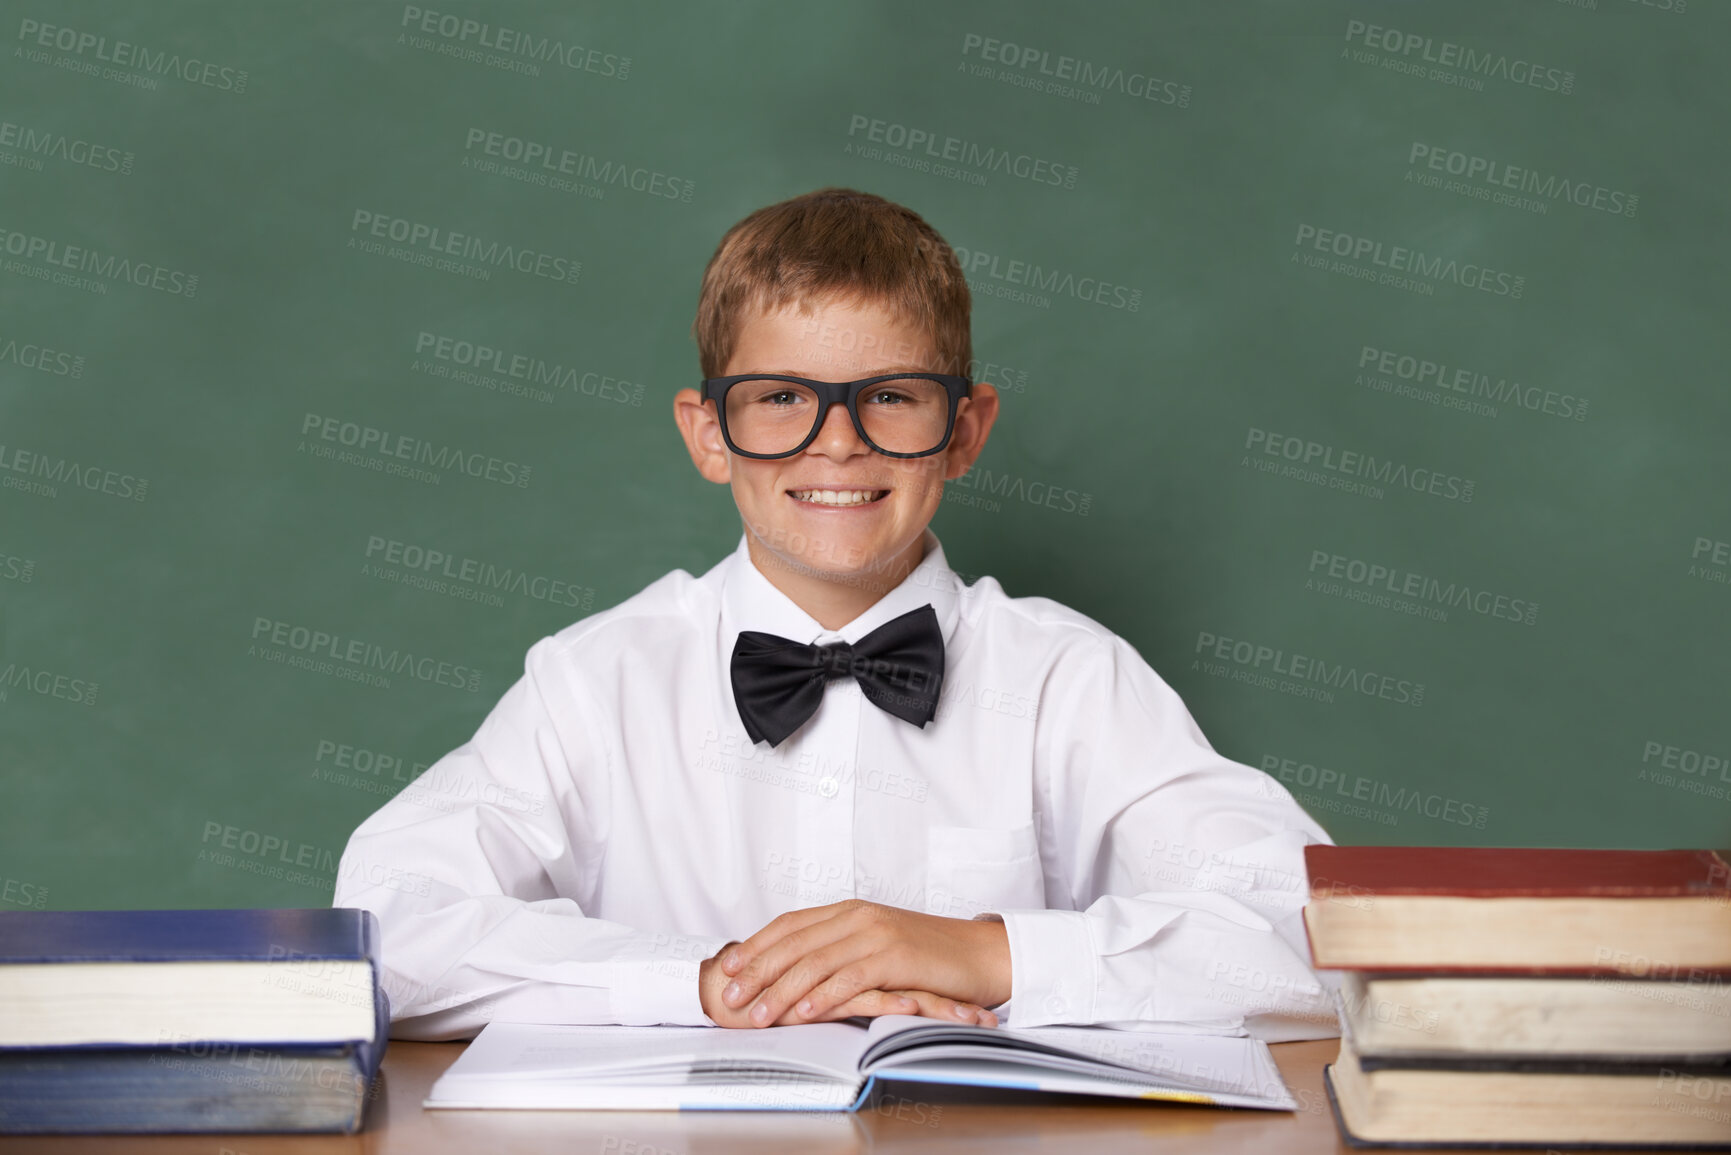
left=1044, top=995, right=1068, bottom=1015
left=817, top=776, right=839, bottom=798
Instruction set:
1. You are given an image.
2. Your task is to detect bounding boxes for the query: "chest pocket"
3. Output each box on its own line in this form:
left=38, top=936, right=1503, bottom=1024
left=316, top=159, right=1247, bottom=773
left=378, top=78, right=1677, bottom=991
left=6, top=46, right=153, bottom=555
left=925, top=821, right=1046, bottom=918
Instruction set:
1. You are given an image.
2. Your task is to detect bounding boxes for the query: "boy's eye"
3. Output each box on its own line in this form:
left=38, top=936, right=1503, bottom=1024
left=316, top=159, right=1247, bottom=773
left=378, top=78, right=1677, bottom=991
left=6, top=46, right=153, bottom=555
left=759, top=389, right=805, bottom=406
left=865, top=389, right=913, bottom=406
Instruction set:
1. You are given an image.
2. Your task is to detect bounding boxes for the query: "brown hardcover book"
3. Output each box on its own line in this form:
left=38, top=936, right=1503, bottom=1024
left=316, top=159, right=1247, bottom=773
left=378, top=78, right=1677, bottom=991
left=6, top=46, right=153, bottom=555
left=1303, top=846, right=1731, bottom=972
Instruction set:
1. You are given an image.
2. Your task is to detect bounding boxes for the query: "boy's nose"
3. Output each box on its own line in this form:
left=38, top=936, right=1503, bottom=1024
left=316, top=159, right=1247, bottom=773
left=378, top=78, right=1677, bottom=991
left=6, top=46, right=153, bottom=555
left=806, top=399, right=870, bottom=457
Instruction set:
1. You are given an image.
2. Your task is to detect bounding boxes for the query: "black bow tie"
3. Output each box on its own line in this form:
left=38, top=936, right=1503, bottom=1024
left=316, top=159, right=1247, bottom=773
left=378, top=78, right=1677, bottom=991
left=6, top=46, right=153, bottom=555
left=729, top=604, right=946, bottom=747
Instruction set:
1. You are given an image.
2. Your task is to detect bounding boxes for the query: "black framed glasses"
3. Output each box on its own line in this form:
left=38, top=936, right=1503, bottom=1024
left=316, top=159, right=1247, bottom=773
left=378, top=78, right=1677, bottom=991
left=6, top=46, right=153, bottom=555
left=699, top=373, right=972, bottom=460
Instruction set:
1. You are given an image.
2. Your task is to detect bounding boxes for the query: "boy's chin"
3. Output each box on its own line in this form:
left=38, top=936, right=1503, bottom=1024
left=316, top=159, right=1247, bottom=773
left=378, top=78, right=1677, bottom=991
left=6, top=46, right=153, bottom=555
left=750, top=519, right=922, bottom=588
left=781, top=560, right=910, bottom=595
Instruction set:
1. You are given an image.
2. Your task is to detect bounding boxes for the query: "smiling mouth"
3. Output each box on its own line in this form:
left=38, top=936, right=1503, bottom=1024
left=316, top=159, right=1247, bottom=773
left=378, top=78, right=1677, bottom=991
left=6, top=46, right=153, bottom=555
left=788, top=488, right=890, bottom=506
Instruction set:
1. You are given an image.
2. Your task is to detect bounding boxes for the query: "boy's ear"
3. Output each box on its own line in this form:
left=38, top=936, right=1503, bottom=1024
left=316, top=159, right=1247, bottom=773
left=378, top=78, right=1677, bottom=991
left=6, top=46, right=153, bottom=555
left=941, top=383, right=1000, bottom=480
left=673, top=387, right=732, bottom=485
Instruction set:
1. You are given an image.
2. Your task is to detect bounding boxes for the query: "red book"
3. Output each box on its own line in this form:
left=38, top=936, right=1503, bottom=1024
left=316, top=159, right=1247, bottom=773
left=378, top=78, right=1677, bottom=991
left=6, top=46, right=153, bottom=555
left=1302, top=846, right=1731, bottom=973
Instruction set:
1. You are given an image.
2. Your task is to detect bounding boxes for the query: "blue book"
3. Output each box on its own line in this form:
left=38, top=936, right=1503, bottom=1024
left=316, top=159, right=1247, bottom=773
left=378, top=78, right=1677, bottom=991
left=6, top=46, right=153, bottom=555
left=0, top=908, right=387, bottom=1133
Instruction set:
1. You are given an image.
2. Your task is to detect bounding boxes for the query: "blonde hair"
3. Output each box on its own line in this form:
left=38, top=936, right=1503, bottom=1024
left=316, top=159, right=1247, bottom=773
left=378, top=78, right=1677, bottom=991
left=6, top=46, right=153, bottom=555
left=692, top=187, right=972, bottom=379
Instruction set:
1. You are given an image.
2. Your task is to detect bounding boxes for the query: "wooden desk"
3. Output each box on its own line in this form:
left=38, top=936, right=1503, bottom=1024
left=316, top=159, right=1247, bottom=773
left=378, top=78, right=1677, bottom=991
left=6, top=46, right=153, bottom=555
left=0, top=1038, right=1703, bottom=1153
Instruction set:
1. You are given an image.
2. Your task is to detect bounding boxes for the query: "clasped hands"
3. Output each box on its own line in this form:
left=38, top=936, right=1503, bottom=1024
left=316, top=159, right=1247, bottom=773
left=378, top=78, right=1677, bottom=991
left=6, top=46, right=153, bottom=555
left=698, top=899, right=1011, bottom=1029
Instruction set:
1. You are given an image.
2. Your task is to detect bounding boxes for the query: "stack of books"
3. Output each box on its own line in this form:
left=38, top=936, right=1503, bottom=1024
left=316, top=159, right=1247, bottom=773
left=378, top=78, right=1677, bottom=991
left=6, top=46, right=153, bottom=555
left=1304, top=845, right=1731, bottom=1148
left=0, top=908, right=387, bottom=1134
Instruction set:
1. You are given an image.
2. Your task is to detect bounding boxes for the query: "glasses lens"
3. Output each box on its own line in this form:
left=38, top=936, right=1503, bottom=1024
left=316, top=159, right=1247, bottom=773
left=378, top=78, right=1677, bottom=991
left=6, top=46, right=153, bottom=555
left=724, top=378, right=823, bottom=455
left=856, top=376, right=952, bottom=454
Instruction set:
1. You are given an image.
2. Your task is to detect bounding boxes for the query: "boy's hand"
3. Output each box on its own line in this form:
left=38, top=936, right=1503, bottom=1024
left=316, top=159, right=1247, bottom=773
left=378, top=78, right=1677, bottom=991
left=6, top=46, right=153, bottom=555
left=699, top=944, right=982, bottom=1027
left=708, top=901, right=1011, bottom=1028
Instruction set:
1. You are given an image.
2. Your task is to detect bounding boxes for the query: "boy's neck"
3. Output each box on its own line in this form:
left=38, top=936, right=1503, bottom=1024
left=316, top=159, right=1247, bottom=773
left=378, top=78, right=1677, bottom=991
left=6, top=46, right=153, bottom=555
left=744, top=531, right=931, bottom=632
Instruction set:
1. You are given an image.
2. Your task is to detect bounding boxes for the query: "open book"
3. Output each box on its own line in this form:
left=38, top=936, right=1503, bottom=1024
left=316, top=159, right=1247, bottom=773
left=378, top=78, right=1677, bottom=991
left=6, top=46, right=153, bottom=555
left=425, top=1016, right=1296, bottom=1112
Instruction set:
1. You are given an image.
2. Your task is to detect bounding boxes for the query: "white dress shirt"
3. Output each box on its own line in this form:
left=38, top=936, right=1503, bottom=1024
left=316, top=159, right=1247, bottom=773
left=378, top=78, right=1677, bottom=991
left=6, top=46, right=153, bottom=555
left=333, top=529, right=1339, bottom=1042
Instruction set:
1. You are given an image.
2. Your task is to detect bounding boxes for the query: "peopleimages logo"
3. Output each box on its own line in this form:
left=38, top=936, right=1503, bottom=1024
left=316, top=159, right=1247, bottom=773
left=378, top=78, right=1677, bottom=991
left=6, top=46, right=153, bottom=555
left=399, top=6, right=630, bottom=78
left=948, top=466, right=1091, bottom=516
left=299, top=413, right=531, bottom=489
left=1307, top=551, right=1539, bottom=626
left=0, top=118, right=133, bottom=173
left=363, top=535, right=596, bottom=611
left=1243, top=428, right=1474, bottom=503
left=0, top=441, right=148, bottom=501
left=845, top=114, right=1079, bottom=188
left=0, top=548, right=34, bottom=583
left=1260, top=754, right=1490, bottom=829
left=0, top=661, right=98, bottom=706
left=1357, top=344, right=1587, bottom=422
left=1194, top=630, right=1425, bottom=707
left=1691, top=537, right=1731, bottom=589
left=413, top=331, right=644, bottom=406
left=1638, top=738, right=1731, bottom=805
left=1341, top=19, right=1574, bottom=95
left=949, top=244, right=1141, bottom=311
left=959, top=33, right=1192, bottom=107
left=249, top=617, right=482, bottom=693
left=349, top=210, right=580, bottom=284
left=15, top=18, right=250, bottom=91
left=463, top=128, right=694, bottom=201
left=0, top=225, right=198, bottom=296
left=1407, top=143, right=1636, bottom=218
left=1293, top=224, right=1524, bottom=298
left=0, top=333, right=84, bottom=378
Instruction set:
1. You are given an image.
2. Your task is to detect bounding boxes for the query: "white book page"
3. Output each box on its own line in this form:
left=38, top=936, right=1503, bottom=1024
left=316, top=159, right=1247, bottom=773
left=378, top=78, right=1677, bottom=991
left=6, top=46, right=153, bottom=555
left=859, top=1017, right=1293, bottom=1105
left=435, top=1021, right=874, bottom=1087
left=0, top=961, right=377, bottom=1046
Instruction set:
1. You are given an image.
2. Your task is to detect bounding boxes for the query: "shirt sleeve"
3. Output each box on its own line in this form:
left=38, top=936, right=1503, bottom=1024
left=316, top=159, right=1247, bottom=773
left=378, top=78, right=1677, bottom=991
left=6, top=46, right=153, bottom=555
left=331, top=635, right=730, bottom=1040
left=982, top=634, right=1341, bottom=1042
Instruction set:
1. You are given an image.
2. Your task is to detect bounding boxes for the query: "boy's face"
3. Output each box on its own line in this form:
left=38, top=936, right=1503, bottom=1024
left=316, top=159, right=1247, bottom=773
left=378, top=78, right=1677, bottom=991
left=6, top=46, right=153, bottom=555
left=674, top=294, right=998, bottom=591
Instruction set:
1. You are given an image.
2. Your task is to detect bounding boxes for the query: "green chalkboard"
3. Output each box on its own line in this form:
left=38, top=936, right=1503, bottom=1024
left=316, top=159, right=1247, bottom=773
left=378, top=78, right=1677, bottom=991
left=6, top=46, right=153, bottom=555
left=0, top=0, right=1723, bottom=913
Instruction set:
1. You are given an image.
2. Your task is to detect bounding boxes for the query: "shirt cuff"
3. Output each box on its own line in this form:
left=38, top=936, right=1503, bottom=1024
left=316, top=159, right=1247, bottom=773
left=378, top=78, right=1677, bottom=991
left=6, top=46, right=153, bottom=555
left=993, top=908, right=1098, bottom=1027
left=604, top=935, right=731, bottom=1026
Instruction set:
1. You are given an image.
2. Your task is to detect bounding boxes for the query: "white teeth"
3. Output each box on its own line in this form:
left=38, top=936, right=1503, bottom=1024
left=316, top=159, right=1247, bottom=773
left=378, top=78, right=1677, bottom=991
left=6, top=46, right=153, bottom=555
left=791, top=489, right=886, bottom=506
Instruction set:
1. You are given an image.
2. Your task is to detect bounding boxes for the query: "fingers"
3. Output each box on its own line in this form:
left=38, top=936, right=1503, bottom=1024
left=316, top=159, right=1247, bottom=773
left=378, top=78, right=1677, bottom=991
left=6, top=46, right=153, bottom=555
left=742, top=937, right=881, bottom=1025
left=697, top=942, right=746, bottom=1025
left=887, top=988, right=999, bottom=1028
left=710, top=987, right=999, bottom=1029
left=720, top=902, right=856, bottom=978
left=722, top=903, right=878, bottom=1017
left=782, top=988, right=996, bottom=1027
left=799, top=988, right=920, bottom=1022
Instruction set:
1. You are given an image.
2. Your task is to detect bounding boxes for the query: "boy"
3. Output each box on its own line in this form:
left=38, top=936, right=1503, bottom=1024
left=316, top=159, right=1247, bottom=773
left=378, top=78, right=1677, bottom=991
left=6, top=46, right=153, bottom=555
left=333, top=188, right=1337, bottom=1041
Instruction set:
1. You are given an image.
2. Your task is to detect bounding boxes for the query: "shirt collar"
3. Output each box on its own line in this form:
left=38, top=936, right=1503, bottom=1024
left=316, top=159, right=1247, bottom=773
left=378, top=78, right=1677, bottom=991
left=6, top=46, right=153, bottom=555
left=714, top=528, right=963, bottom=648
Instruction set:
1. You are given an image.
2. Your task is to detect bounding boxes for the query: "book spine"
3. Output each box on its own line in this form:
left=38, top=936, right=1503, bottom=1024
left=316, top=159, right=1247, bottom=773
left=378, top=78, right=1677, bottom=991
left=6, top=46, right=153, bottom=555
left=847, top=1073, right=878, bottom=1113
